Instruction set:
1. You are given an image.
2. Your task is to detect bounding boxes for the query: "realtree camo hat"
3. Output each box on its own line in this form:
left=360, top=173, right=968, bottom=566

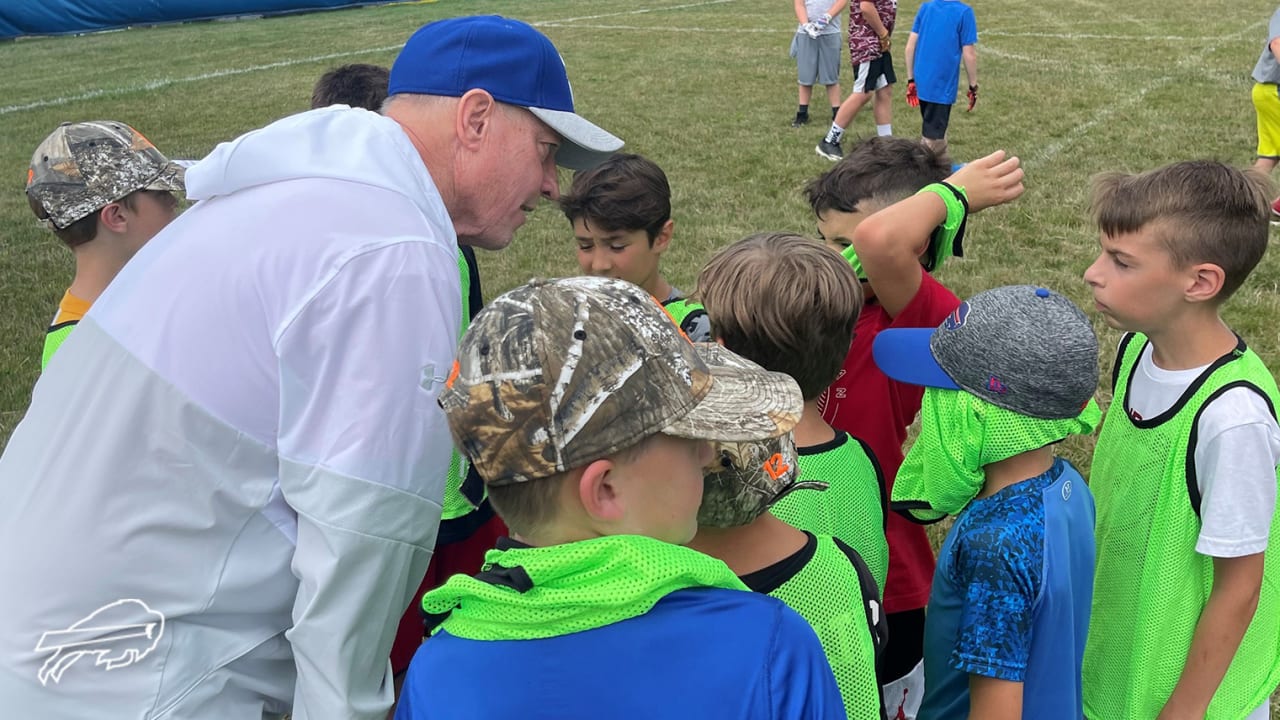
left=26, top=121, right=185, bottom=230
left=873, top=285, right=1099, bottom=419
left=440, top=277, right=804, bottom=486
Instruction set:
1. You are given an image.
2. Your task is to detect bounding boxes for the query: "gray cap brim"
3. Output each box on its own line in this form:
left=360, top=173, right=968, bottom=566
left=527, top=107, right=624, bottom=170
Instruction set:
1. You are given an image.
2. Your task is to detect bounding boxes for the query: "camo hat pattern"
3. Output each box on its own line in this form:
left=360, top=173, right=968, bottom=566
left=27, top=121, right=185, bottom=229
left=439, top=277, right=804, bottom=487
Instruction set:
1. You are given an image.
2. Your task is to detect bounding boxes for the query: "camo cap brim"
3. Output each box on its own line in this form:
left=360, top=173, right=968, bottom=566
left=27, top=121, right=185, bottom=230
left=439, top=277, right=803, bottom=487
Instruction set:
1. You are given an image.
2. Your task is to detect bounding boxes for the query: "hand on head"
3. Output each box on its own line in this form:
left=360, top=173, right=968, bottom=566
left=947, top=150, right=1024, bottom=212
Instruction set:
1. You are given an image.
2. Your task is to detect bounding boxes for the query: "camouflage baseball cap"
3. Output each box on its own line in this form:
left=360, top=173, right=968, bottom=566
left=696, top=345, right=828, bottom=528
left=439, top=276, right=804, bottom=487
left=27, top=121, right=185, bottom=230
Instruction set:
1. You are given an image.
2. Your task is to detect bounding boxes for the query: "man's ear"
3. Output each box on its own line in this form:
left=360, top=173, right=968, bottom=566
left=577, top=457, right=625, bottom=524
left=98, top=202, right=128, bottom=234
left=1185, top=262, right=1226, bottom=304
left=455, top=88, right=499, bottom=153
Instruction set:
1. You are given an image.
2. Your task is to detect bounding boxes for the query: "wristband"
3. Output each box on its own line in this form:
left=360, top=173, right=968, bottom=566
left=915, top=181, right=969, bottom=271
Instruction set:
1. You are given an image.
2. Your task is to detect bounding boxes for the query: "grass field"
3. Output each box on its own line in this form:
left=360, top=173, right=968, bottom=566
left=1, top=0, right=1279, bottom=712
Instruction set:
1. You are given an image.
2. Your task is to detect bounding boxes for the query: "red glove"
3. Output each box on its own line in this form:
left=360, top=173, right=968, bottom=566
left=966, top=84, right=978, bottom=112
left=906, top=80, right=919, bottom=107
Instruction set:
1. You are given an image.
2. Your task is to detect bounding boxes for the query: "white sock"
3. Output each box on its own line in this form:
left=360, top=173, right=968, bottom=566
left=825, top=123, right=845, bottom=144
left=876, top=124, right=892, bottom=137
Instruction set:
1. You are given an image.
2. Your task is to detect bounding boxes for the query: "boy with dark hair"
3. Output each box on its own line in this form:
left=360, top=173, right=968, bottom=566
left=805, top=137, right=1023, bottom=719
left=396, top=276, right=845, bottom=720
left=694, top=231, right=888, bottom=591
left=903, top=0, right=978, bottom=158
left=26, top=120, right=185, bottom=369
left=311, top=63, right=391, bottom=110
left=816, top=0, right=898, bottom=160
left=1082, top=161, right=1280, bottom=720
left=687, top=234, right=887, bottom=718
left=874, top=284, right=1102, bottom=719
left=559, top=152, right=710, bottom=340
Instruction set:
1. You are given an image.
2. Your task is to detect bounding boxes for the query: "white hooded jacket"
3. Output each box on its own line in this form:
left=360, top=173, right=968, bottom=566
left=0, top=106, right=461, bottom=718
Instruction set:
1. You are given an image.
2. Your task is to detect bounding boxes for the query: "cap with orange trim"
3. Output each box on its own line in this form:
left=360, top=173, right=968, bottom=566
left=439, top=276, right=804, bottom=487
left=26, top=121, right=185, bottom=230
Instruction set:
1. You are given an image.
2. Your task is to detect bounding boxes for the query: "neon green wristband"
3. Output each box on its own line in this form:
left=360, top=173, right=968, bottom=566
left=915, top=182, right=969, bottom=271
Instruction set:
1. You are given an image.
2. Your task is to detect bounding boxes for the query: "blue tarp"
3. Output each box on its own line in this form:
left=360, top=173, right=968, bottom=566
left=0, top=0, right=399, bottom=40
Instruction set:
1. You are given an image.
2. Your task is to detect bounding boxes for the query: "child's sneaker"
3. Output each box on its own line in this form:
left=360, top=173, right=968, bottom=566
left=792, top=112, right=810, bottom=128
left=815, top=139, right=843, bottom=161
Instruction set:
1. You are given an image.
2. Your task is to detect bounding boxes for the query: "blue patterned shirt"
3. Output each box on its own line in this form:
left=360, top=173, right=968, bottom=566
left=919, top=458, right=1095, bottom=720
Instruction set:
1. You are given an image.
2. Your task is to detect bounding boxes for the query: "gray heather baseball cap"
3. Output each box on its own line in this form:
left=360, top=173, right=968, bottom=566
left=27, top=121, right=185, bottom=230
left=439, top=276, right=804, bottom=487
left=872, top=285, right=1099, bottom=419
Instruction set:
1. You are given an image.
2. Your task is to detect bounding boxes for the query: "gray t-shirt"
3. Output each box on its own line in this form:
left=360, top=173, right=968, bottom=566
left=798, top=0, right=842, bottom=36
left=1252, top=7, right=1280, bottom=83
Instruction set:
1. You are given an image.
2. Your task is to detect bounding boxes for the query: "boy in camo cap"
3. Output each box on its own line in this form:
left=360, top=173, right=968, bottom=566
left=872, top=284, right=1101, bottom=720
left=395, top=275, right=847, bottom=720
left=26, top=120, right=185, bottom=369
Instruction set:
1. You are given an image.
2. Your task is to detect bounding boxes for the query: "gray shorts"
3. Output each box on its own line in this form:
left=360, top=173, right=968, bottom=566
left=790, top=32, right=841, bottom=87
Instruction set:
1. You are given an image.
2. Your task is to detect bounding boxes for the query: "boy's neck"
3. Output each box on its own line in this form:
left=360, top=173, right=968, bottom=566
left=794, top=400, right=837, bottom=447
left=69, top=234, right=136, bottom=305
left=687, top=514, right=807, bottom=576
left=976, top=446, right=1055, bottom=500
left=1144, top=311, right=1237, bottom=371
left=647, top=275, right=674, bottom=303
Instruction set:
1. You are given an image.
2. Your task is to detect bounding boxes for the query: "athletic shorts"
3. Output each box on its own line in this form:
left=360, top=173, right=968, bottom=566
left=919, top=100, right=953, bottom=140
left=1253, top=82, right=1280, bottom=159
left=851, top=52, right=896, bottom=93
left=791, top=31, right=842, bottom=87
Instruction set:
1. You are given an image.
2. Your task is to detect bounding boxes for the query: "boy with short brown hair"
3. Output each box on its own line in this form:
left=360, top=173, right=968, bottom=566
left=396, top=275, right=846, bottom=720
left=1082, top=161, right=1280, bottom=720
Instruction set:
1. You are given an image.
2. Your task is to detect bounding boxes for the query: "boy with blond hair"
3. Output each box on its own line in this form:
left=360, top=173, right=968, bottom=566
left=560, top=153, right=710, bottom=340
left=1082, top=161, right=1280, bottom=720
left=687, top=234, right=887, bottom=718
left=805, top=136, right=1024, bottom=718
left=396, top=276, right=845, bottom=720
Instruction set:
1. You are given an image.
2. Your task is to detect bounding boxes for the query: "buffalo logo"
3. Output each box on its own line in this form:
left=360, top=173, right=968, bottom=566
left=943, top=302, right=970, bottom=330
left=986, top=376, right=1009, bottom=395
left=35, top=599, right=165, bottom=686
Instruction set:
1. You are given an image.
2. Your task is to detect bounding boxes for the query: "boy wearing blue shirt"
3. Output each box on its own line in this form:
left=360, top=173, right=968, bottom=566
left=873, top=284, right=1101, bottom=720
left=903, top=0, right=978, bottom=157
left=396, top=276, right=845, bottom=720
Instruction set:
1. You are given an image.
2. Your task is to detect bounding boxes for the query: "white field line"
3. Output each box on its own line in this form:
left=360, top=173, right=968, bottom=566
left=1029, top=19, right=1264, bottom=168
left=0, top=45, right=401, bottom=115
left=536, top=22, right=783, bottom=33
left=983, top=29, right=1228, bottom=42
left=530, top=0, right=735, bottom=26
left=1, top=0, right=737, bottom=116
left=980, top=45, right=1053, bottom=65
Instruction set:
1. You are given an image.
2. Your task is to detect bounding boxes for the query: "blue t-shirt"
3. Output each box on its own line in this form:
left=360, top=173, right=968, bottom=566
left=918, top=458, right=1095, bottom=720
left=910, top=0, right=978, bottom=104
left=395, top=587, right=847, bottom=720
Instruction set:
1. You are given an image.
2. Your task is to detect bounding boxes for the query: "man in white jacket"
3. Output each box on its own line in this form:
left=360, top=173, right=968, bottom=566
left=0, top=15, right=621, bottom=719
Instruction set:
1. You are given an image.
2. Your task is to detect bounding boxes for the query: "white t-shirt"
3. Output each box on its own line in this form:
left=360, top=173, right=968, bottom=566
left=1127, top=342, right=1280, bottom=558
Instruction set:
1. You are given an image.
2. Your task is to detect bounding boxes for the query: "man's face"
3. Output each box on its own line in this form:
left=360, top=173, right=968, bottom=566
left=573, top=219, right=670, bottom=297
left=462, top=106, right=561, bottom=250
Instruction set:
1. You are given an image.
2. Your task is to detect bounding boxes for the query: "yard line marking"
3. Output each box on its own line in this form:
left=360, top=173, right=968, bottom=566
left=983, top=30, right=1228, bottom=42
left=536, top=22, right=783, bottom=33
left=980, top=45, right=1054, bottom=65
left=0, top=45, right=401, bottom=116
left=532, top=0, right=735, bottom=26
left=1029, top=18, right=1264, bottom=168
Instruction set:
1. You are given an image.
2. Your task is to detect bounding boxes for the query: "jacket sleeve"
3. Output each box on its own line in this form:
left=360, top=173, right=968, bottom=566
left=273, top=238, right=461, bottom=719
left=769, top=603, right=851, bottom=720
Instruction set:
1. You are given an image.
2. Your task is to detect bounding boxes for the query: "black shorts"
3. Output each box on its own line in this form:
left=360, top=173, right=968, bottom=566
left=878, top=608, right=926, bottom=684
left=851, top=53, right=896, bottom=94
left=919, top=100, right=953, bottom=140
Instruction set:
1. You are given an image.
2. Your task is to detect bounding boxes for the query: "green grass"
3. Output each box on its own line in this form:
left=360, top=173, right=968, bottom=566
left=1, top=0, right=1278, bottom=712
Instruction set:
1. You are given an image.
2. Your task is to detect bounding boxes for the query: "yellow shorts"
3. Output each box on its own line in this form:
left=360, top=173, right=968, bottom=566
left=1253, top=82, right=1280, bottom=158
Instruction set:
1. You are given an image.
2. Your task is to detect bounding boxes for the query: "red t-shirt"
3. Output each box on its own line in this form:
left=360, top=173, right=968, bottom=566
left=816, top=272, right=960, bottom=613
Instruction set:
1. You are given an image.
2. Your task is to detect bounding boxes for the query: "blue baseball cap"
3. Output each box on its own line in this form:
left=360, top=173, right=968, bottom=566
left=389, top=15, right=623, bottom=170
